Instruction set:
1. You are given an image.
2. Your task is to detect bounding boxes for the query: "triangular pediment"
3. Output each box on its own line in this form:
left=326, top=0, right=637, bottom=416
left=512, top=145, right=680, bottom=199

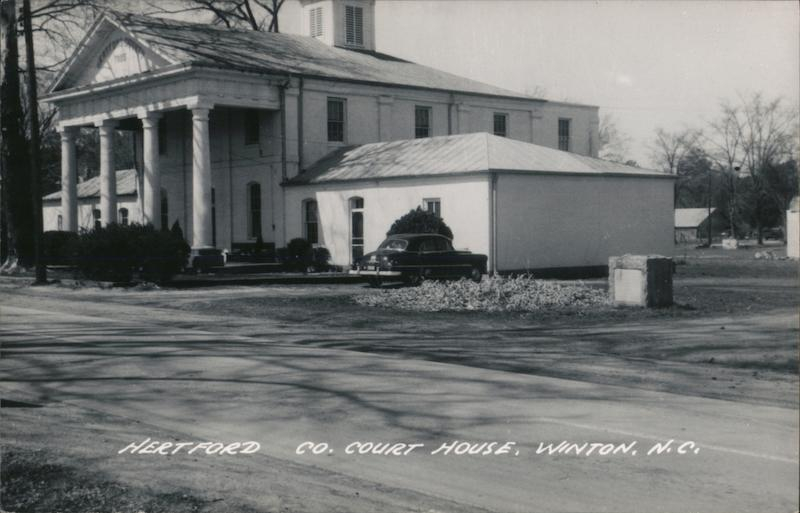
left=49, top=14, right=174, bottom=93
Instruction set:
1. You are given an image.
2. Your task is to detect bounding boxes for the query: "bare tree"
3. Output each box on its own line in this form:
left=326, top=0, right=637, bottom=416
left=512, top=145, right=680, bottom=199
left=703, top=102, right=747, bottom=238
left=1, top=0, right=32, bottom=271
left=144, top=0, right=285, bottom=32
left=598, top=113, right=632, bottom=164
left=650, top=127, right=702, bottom=208
left=23, top=0, right=47, bottom=282
left=735, top=93, right=799, bottom=243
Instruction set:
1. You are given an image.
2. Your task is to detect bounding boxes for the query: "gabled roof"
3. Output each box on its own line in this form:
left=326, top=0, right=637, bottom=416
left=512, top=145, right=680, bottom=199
left=675, top=208, right=716, bottom=228
left=50, top=10, right=540, bottom=101
left=288, top=133, right=668, bottom=185
left=43, top=169, right=137, bottom=201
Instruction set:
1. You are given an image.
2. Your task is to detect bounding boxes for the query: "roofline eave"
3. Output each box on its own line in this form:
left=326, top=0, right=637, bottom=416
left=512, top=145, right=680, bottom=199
left=283, top=167, right=674, bottom=187
left=42, top=62, right=193, bottom=103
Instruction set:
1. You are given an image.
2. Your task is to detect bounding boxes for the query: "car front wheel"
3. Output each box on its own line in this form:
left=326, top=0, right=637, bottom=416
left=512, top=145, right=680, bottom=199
left=469, top=266, right=483, bottom=283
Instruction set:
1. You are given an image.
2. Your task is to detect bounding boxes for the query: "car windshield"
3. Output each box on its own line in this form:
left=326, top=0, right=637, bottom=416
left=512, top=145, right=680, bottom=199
left=378, top=238, right=408, bottom=251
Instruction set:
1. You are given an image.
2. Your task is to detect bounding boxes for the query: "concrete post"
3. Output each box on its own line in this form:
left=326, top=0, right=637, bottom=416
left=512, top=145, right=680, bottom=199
left=191, top=106, right=213, bottom=248
left=139, top=111, right=162, bottom=227
left=59, top=126, right=78, bottom=231
left=96, top=119, right=117, bottom=226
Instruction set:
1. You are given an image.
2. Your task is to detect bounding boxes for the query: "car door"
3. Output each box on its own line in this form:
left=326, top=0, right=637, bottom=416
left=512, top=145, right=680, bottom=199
left=418, top=237, right=444, bottom=278
left=437, top=237, right=466, bottom=277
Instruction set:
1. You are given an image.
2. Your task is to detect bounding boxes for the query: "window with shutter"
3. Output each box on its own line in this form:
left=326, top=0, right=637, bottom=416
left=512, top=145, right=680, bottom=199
left=310, top=7, right=323, bottom=37
left=345, top=5, right=363, bottom=46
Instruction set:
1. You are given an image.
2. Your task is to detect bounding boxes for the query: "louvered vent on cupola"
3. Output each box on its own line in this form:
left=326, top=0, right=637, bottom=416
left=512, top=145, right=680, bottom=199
left=300, top=0, right=375, bottom=51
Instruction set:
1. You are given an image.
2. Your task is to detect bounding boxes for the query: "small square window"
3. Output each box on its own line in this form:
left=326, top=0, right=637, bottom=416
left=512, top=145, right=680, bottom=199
left=415, top=106, right=431, bottom=138
left=493, top=113, right=508, bottom=137
left=424, top=198, right=441, bottom=217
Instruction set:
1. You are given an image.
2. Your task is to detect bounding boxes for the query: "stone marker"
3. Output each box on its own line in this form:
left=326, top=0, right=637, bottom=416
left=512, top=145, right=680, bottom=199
left=722, top=238, right=739, bottom=250
left=609, top=254, right=673, bottom=308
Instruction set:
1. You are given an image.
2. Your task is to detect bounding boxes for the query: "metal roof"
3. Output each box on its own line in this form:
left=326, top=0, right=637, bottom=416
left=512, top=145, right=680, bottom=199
left=52, top=10, right=538, bottom=101
left=288, top=133, right=668, bottom=185
left=674, top=208, right=716, bottom=228
left=43, top=169, right=137, bottom=201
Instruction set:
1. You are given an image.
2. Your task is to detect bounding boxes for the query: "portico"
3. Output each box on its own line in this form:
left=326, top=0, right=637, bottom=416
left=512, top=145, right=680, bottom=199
left=49, top=58, right=281, bottom=247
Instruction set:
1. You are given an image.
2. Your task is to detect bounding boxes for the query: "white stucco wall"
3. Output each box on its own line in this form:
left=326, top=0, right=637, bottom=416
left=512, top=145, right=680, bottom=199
left=284, top=175, right=491, bottom=266
left=787, top=209, right=799, bottom=259
left=495, top=173, right=674, bottom=271
left=43, top=196, right=140, bottom=232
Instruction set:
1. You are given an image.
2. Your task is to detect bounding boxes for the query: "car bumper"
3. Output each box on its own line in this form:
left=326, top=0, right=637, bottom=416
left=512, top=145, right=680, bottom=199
left=348, top=269, right=402, bottom=277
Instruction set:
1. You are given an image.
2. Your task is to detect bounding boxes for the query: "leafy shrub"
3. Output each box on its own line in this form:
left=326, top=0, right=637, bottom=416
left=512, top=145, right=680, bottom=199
left=387, top=207, right=453, bottom=239
left=312, top=246, right=331, bottom=271
left=355, top=275, right=608, bottom=313
left=278, top=238, right=331, bottom=272
left=42, top=231, right=79, bottom=266
left=73, top=223, right=189, bottom=283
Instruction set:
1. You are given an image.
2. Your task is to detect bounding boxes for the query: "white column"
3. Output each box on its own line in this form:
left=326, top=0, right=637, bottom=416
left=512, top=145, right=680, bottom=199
left=59, top=127, right=78, bottom=232
left=191, top=105, right=213, bottom=248
left=96, top=119, right=117, bottom=226
left=139, top=111, right=162, bottom=227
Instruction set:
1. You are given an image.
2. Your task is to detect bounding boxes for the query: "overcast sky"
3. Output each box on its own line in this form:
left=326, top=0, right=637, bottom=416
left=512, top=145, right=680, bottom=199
left=277, top=0, right=799, bottom=166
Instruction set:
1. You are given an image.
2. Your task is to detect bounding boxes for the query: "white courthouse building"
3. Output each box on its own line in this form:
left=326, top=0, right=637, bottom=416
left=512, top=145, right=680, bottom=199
left=44, top=2, right=673, bottom=273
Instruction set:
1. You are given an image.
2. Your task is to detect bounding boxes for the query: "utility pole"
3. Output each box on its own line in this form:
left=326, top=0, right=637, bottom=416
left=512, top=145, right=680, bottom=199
left=22, top=0, right=46, bottom=283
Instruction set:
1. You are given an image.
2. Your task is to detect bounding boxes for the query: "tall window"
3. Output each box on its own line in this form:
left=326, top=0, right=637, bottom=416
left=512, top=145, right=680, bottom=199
left=118, top=208, right=129, bottom=226
left=244, top=109, right=259, bottom=146
left=558, top=118, right=570, bottom=151
left=424, top=198, right=441, bottom=218
left=303, top=199, right=319, bottom=244
left=327, top=98, right=345, bottom=142
left=160, top=189, right=169, bottom=230
left=415, top=106, right=431, bottom=138
left=93, top=209, right=101, bottom=230
left=350, top=197, right=364, bottom=262
left=247, top=182, right=261, bottom=239
left=345, top=5, right=363, bottom=46
left=493, top=113, right=508, bottom=137
left=57, top=215, right=63, bottom=231
left=309, top=7, right=323, bottom=37
left=158, top=118, right=167, bottom=155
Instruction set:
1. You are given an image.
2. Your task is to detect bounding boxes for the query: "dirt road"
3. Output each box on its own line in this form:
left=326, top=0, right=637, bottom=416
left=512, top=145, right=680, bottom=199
left=1, top=285, right=797, bottom=512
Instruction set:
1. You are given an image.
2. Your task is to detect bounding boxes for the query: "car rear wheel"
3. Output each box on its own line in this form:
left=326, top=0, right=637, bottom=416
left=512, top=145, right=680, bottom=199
left=406, top=273, right=424, bottom=287
left=469, top=266, right=483, bottom=283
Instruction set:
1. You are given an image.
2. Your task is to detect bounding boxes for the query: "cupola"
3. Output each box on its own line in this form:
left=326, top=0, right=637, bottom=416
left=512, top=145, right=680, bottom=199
left=300, top=0, right=376, bottom=51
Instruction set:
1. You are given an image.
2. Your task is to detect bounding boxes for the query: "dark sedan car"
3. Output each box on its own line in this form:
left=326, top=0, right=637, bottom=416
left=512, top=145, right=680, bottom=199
left=350, top=233, right=488, bottom=286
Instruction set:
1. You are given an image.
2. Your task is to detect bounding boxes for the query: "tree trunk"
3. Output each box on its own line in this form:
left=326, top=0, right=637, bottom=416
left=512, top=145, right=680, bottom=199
left=22, top=0, right=46, bottom=283
left=0, top=0, right=32, bottom=270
